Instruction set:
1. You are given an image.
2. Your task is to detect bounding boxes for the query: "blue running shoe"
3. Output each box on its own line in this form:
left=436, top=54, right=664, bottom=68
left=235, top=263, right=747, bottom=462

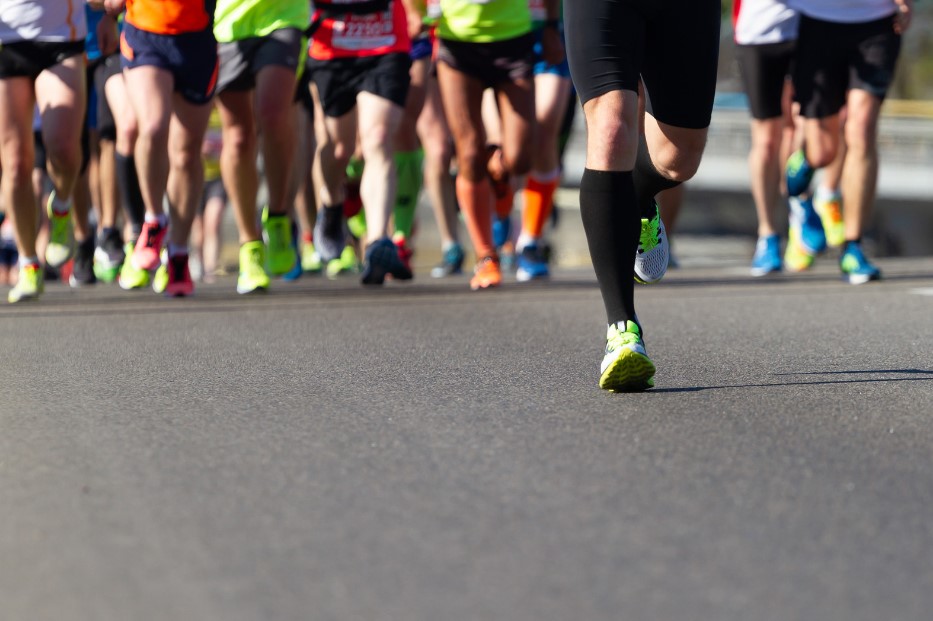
left=750, top=234, right=782, bottom=277
left=431, top=243, right=465, bottom=278
left=282, top=223, right=303, bottom=282
left=786, top=149, right=815, bottom=197
left=516, top=242, right=549, bottom=281
left=492, top=214, right=512, bottom=250
left=789, top=195, right=826, bottom=255
left=840, top=241, right=881, bottom=285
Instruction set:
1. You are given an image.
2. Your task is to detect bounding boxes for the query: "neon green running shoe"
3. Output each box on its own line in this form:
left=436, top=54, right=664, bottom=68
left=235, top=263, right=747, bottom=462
left=325, top=244, right=359, bottom=279
left=118, top=243, right=150, bottom=290
left=237, top=240, right=270, bottom=294
left=261, top=207, right=297, bottom=276
left=301, top=240, right=323, bottom=273
left=599, top=320, right=655, bottom=392
left=8, top=263, right=43, bottom=303
left=813, top=191, right=846, bottom=248
left=151, top=249, right=169, bottom=294
left=347, top=210, right=367, bottom=240
left=783, top=225, right=815, bottom=272
left=634, top=202, right=669, bottom=284
left=45, top=192, right=74, bottom=268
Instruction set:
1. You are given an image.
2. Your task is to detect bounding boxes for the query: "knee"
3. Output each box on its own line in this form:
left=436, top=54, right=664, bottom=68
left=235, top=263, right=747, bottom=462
left=222, top=125, right=256, bottom=158
left=456, top=144, right=486, bottom=182
left=43, top=137, right=81, bottom=175
left=137, top=116, right=170, bottom=145
left=504, top=147, right=532, bottom=178
left=1, top=150, right=33, bottom=187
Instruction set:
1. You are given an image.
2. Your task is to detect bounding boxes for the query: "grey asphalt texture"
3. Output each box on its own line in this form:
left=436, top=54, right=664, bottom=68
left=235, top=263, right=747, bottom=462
left=3, top=249, right=933, bottom=621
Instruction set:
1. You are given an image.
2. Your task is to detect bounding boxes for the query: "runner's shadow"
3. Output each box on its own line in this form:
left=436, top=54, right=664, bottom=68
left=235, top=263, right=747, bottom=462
left=652, top=369, right=933, bottom=393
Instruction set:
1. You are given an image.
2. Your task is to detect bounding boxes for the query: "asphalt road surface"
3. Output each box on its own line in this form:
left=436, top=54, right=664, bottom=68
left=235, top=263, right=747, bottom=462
left=3, top=253, right=932, bottom=621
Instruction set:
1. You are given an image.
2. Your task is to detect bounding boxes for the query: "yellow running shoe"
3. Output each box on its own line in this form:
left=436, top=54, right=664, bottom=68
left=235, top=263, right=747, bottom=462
left=237, top=240, right=270, bottom=294
left=8, top=263, right=43, bottom=303
left=813, top=190, right=846, bottom=248
left=599, top=320, right=655, bottom=392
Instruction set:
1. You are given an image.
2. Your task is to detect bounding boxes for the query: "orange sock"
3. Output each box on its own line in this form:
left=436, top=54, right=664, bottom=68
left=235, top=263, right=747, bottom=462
left=456, top=175, right=496, bottom=259
left=522, top=174, right=559, bottom=239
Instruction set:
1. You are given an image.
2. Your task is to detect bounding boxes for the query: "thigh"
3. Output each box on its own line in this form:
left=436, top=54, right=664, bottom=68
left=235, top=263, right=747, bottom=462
left=0, top=77, right=37, bottom=169
left=170, top=94, right=213, bottom=158
left=436, top=62, right=486, bottom=159
left=641, top=0, right=720, bottom=129
left=35, top=54, right=87, bottom=153
left=357, top=90, right=403, bottom=151
left=564, top=0, right=645, bottom=105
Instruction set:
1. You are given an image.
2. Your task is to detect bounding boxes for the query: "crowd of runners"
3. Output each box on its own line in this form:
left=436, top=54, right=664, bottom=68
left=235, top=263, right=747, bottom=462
left=0, top=0, right=912, bottom=391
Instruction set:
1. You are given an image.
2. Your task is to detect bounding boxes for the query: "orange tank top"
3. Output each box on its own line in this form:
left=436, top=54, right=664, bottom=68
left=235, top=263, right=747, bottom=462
left=125, top=0, right=215, bottom=35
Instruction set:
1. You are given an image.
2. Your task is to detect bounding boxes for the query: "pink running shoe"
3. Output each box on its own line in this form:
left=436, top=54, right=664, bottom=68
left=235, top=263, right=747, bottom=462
left=164, top=253, right=194, bottom=297
left=132, top=220, right=167, bottom=271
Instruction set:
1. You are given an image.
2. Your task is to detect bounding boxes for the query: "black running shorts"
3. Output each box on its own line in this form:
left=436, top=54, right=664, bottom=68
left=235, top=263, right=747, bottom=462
left=436, top=32, right=535, bottom=88
left=94, top=54, right=121, bottom=142
left=736, top=40, right=795, bottom=120
left=564, top=0, right=720, bottom=129
left=793, top=13, right=901, bottom=119
left=308, top=52, right=411, bottom=118
left=0, top=40, right=85, bottom=79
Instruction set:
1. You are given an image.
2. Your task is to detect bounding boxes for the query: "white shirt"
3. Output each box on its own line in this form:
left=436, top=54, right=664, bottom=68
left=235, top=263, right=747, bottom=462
left=0, top=1, right=87, bottom=43
left=785, top=0, right=898, bottom=23
left=733, top=0, right=799, bottom=45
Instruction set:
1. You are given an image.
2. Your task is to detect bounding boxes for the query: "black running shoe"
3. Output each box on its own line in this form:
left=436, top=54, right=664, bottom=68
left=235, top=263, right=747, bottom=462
left=361, top=237, right=413, bottom=285
left=70, top=236, right=97, bottom=287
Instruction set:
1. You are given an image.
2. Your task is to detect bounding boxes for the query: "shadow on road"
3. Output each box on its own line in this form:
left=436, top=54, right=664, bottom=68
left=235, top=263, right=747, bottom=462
left=653, top=369, right=933, bottom=393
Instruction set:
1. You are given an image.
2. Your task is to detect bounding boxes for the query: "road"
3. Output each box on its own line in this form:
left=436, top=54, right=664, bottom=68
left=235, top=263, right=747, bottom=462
left=3, top=250, right=932, bottom=621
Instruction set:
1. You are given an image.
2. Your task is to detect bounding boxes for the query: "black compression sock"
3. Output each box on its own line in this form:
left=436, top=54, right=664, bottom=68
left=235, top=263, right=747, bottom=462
left=580, top=168, right=640, bottom=326
left=633, top=137, right=682, bottom=218
left=115, top=152, right=146, bottom=231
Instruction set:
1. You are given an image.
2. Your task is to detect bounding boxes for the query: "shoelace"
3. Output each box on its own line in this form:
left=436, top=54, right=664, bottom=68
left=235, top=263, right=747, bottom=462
left=639, top=213, right=660, bottom=253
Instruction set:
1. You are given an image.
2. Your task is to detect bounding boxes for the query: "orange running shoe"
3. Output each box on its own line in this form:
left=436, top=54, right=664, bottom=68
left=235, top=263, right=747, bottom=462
left=470, top=255, right=502, bottom=291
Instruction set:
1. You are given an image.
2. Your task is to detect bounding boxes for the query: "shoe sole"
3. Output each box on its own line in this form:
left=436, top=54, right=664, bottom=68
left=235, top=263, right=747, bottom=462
left=516, top=267, right=549, bottom=282
left=750, top=265, right=781, bottom=277
left=68, top=274, right=96, bottom=288
left=237, top=282, right=269, bottom=294
left=599, top=350, right=656, bottom=392
left=843, top=272, right=881, bottom=285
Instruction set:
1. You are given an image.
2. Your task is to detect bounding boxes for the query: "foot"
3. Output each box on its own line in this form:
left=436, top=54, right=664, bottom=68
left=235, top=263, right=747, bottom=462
left=750, top=234, right=782, bottom=277
left=470, top=255, right=502, bottom=291
left=119, top=242, right=151, bottom=290
left=93, top=228, right=125, bottom=283
left=840, top=241, right=881, bottom=285
left=430, top=243, right=465, bottom=278
left=261, top=208, right=297, bottom=276
left=45, top=192, right=75, bottom=268
left=69, top=237, right=97, bottom=288
left=8, top=263, right=43, bottom=303
left=361, top=237, right=413, bottom=286
left=132, top=219, right=167, bottom=271
left=516, top=242, right=550, bottom=282
left=164, top=253, right=194, bottom=297
left=634, top=201, right=669, bottom=284
left=237, top=240, right=271, bottom=294
left=599, top=320, right=655, bottom=392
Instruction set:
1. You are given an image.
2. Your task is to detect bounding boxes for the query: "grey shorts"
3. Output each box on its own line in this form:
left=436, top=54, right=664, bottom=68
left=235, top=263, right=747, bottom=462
left=217, top=27, right=305, bottom=93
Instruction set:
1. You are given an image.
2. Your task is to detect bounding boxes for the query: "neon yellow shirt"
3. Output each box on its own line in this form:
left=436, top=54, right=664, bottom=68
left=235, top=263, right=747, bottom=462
left=214, top=0, right=310, bottom=43
left=437, top=0, right=531, bottom=43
